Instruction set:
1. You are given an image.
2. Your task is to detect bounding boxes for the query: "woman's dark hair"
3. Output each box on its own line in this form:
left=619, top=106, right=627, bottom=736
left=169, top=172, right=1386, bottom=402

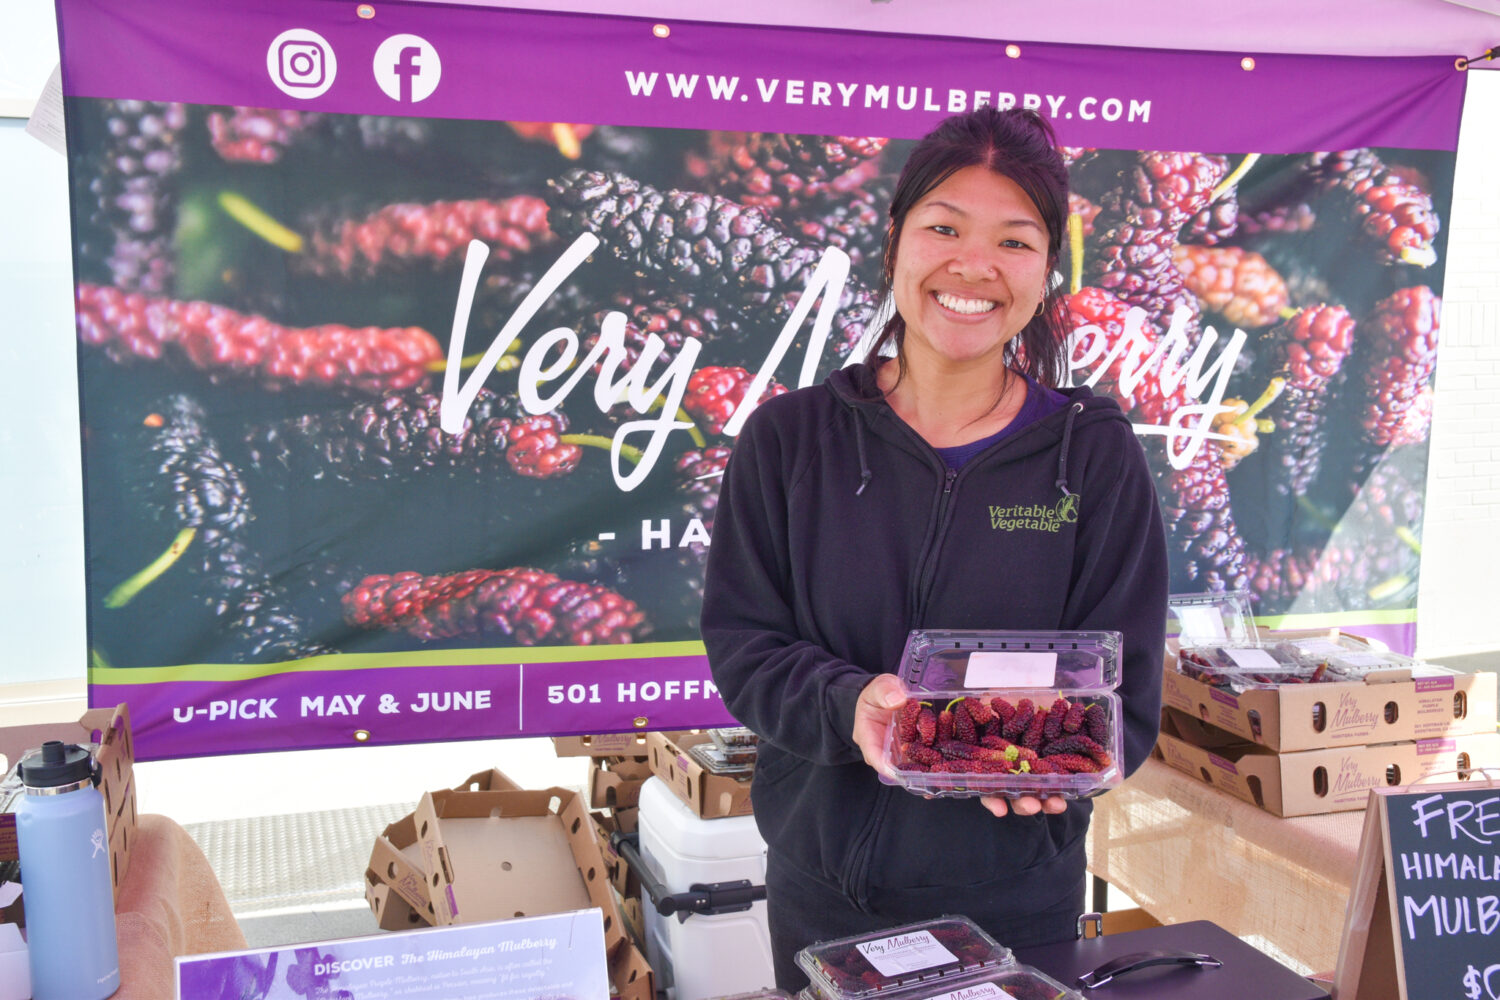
left=865, top=107, right=1071, bottom=387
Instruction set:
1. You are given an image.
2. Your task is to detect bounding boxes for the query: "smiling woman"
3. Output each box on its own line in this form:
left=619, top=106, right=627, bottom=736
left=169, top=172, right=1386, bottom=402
left=700, top=107, right=1170, bottom=991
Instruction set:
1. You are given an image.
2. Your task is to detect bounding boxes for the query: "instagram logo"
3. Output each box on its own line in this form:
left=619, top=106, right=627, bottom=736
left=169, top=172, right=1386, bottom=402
left=267, top=28, right=338, bottom=99
left=374, top=34, right=441, bottom=103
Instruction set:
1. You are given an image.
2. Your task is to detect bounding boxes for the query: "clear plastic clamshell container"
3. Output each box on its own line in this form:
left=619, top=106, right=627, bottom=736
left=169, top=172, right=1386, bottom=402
left=686, top=741, right=756, bottom=778
left=1168, top=591, right=1258, bottom=646
left=931, top=965, right=1085, bottom=1000
left=1169, top=592, right=1336, bottom=691
left=881, top=630, right=1124, bottom=800
left=796, top=915, right=1013, bottom=1000
left=708, top=726, right=761, bottom=765
left=1270, top=634, right=1454, bottom=680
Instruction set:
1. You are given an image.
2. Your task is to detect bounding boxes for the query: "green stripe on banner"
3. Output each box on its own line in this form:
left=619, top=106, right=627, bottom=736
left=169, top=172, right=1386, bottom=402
left=1253, top=609, right=1418, bottom=630
left=88, top=640, right=709, bottom=685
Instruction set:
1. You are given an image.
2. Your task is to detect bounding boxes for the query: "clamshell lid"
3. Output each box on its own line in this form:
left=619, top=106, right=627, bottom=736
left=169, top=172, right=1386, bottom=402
left=897, top=630, right=1122, bottom=693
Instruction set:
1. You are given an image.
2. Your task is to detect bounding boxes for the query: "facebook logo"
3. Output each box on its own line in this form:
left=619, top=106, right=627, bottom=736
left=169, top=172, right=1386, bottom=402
left=373, top=34, right=441, bottom=103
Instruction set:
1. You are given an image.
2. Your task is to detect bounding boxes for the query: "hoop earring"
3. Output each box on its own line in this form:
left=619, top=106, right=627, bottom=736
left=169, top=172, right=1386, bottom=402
left=1034, top=299, right=1046, bottom=318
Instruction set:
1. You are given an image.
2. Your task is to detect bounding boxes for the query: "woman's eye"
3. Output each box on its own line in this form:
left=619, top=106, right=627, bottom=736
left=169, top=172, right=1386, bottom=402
left=929, top=224, right=957, bottom=236
left=1002, top=239, right=1032, bottom=249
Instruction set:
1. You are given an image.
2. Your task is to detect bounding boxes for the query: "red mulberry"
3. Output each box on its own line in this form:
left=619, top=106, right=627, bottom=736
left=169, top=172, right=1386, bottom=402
left=343, top=567, right=646, bottom=645
left=1022, top=708, right=1050, bottom=752
left=1002, top=698, right=1035, bottom=742
left=75, top=283, right=442, bottom=394
left=683, top=366, right=789, bottom=436
left=917, top=705, right=937, bottom=745
left=896, top=699, right=922, bottom=743
left=963, top=696, right=994, bottom=727
left=1083, top=704, right=1109, bottom=745
left=1043, top=698, right=1069, bottom=742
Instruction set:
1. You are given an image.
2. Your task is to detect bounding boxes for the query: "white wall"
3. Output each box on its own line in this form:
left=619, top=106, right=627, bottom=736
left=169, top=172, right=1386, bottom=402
left=0, top=114, right=86, bottom=687
left=0, top=37, right=1494, bottom=689
left=1414, top=70, right=1500, bottom=660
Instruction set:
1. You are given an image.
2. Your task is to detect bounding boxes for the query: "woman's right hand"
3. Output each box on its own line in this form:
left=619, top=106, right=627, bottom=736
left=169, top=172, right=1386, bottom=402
left=852, top=673, right=908, bottom=779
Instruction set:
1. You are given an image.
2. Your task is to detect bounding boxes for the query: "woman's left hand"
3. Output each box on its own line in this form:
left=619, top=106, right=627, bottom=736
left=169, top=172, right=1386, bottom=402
left=979, top=794, right=1069, bottom=818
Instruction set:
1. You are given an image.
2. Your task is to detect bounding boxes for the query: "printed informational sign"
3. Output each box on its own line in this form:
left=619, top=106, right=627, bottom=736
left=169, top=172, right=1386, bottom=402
left=1336, top=780, right=1500, bottom=1000
left=55, top=0, right=1463, bottom=758
left=176, top=907, right=609, bottom=1000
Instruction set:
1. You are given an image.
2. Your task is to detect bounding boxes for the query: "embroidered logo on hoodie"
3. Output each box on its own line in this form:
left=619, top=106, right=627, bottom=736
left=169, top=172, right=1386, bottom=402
left=989, top=494, right=1079, bottom=533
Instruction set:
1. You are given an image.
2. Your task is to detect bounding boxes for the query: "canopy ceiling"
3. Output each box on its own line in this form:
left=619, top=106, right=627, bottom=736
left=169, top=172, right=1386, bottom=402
left=431, top=0, right=1500, bottom=67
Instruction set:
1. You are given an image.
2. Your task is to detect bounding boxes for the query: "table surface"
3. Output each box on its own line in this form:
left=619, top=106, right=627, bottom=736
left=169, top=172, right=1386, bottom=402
left=115, top=813, right=247, bottom=1000
left=1086, top=758, right=1366, bottom=976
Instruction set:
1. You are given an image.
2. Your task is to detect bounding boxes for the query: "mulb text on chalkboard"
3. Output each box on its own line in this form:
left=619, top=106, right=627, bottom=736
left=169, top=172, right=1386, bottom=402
left=1401, top=792, right=1500, bottom=939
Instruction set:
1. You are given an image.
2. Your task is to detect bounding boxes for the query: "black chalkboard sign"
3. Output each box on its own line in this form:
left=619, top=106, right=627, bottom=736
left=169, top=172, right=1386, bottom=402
left=1335, top=779, right=1500, bottom=1000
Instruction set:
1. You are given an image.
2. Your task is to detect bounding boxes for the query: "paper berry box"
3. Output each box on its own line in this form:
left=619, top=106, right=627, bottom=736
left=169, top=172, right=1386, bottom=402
left=880, top=630, right=1125, bottom=800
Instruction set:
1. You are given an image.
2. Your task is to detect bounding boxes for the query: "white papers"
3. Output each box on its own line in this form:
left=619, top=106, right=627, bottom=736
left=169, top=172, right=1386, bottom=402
left=24, top=65, right=65, bottom=154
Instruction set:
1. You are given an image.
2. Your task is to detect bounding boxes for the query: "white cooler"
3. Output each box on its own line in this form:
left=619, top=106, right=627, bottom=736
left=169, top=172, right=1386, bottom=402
left=635, top=775, right=774, bottom=1000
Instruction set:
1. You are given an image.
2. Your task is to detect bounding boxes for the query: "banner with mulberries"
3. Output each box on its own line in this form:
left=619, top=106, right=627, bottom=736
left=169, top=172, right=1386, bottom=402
left=57, top=0, right=1464, bottom=759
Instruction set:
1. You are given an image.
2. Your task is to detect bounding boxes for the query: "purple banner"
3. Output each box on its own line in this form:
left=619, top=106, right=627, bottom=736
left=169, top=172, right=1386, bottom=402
left=60, top=0, right=1458, bottom=759
left=56, top=0, right=1463, bottom=154
left=92, top=650, right=730, bottom=759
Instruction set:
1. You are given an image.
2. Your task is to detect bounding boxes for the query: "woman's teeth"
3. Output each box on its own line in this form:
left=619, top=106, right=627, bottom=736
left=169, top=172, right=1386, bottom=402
left=935, top=292, right=997, bottom=315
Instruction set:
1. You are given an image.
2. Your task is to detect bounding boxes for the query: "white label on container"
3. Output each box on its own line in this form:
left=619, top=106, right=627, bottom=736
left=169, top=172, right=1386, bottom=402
left=964, top=651, right=1057, bottom=688
left=925, top=982, right=1008, bottom=1000
left=1334, top=652, right=1387, bottom=667
left=1224, top=647, right=1281, bottom=671
left=854, top=930, right=957, bottom=977
left=1173, top=606, right=1227, bottom=641
left=1289, top=638, right=1344, bottom=656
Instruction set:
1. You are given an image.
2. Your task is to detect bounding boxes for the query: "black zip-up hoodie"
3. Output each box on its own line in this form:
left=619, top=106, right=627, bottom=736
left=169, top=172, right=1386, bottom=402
left=701, top=362, right=1168, bottom=913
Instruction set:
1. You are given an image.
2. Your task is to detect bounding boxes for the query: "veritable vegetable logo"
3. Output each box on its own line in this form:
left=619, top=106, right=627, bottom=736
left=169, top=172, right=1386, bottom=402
left=989, top=495, right=1079, bottom=533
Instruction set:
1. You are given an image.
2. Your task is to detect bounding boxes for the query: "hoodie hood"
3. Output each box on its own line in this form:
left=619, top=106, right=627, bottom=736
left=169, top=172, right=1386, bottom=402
left=824, top=361, right=1130, bottom=498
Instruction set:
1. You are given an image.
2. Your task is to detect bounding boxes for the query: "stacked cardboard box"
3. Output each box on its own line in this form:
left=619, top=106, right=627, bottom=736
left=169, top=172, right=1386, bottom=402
left=1156, top=597, right=1499, bottom=816
left=554, top=733, right=659, bottom=834
left=362, top=766, right=653, bottom=1000
left=645, top=731, right=754, bottom=819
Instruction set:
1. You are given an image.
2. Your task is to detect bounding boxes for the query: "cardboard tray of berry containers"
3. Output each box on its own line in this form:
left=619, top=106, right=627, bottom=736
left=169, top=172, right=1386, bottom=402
left=1163, top=593, right=1497, bottom=753
left=1154, top=706, right=1500, bottom=817
left=882, top=630, right=1124, bottom=800
left=796, top=915, right=1084, bottom=1000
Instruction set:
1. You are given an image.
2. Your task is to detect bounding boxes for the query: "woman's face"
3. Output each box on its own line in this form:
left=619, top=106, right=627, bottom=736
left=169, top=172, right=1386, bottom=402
left=891, top=164, right=1051, bottom=371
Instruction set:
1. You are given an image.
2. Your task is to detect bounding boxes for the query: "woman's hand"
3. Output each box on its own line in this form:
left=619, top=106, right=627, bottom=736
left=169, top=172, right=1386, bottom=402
left=979, top=793, right=1069, bottom=818
left=851, top=673, right=908, bottom=779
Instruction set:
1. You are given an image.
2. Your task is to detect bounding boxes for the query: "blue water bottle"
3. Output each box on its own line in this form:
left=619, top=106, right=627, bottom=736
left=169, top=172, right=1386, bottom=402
left=15, top=740, right=121, bottom=999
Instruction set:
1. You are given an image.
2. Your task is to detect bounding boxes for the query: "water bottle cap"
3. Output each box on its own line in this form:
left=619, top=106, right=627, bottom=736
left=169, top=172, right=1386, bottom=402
left=18, top=740, right=94, bottom=788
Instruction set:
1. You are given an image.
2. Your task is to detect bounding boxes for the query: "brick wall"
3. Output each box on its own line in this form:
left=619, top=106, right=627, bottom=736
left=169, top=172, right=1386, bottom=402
left=1416, top=70, right=1500, bottom=658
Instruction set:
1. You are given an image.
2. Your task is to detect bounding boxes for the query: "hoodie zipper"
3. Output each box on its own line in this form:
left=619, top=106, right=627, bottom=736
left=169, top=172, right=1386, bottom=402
left=839, top=459, right=959, bottom=907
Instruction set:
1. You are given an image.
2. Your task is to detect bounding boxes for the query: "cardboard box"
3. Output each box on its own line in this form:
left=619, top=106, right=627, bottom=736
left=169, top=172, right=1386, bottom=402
left=610, top=937, right=654, bottom=1000
left=368, top=813, right=436, bottom=921
left=645, top=731, right=753, bottom=819
left=416, top=785, right=627, bottom=957
left=1155, top=707, right=1500, bottom=817
left=363, top=869, right=429, bottom=931
left=612, top=805, right=639, bottom=835
left=1162, top=637, right=1498, bottom=752
left=0, top=705, right=137, bottom=907
left=366, top=768, right=523, bottom=926
left=554, top=733, right=654, bottom=758
left=592, top=812, right=641, bottom=899
left=453, top=768, right=522, bottom=793
left=589, top=755, right=653, bottom=811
